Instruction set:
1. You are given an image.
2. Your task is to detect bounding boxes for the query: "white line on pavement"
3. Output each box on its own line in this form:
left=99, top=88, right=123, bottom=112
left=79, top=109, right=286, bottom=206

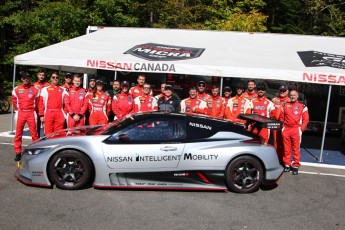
left=299, top=171, right=345, bottom=178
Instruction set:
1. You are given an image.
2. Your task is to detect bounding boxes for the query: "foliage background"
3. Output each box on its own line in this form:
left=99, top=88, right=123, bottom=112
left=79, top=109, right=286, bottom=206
left=0, top=0, right=344, bottom=94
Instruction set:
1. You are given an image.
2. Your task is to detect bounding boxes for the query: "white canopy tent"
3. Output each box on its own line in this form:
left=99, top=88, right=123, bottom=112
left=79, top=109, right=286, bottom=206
left=13, top=27, right=345, bottom=162
left=14, top=27, right=345, bottom=85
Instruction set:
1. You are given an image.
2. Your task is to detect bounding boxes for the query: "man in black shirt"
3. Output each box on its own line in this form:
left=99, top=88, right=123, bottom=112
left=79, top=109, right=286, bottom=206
left=157, top=84, right=180, bottom=113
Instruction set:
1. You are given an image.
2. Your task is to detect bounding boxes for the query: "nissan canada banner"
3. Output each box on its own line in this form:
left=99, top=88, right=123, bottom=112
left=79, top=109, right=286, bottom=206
left=124, top=43, right=205, bottom=61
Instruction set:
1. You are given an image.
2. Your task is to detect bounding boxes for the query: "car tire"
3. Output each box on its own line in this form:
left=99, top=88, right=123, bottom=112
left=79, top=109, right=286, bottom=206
left=225, top=156, right=263, bottom=193
left=48, top=150, right=93, bottom=190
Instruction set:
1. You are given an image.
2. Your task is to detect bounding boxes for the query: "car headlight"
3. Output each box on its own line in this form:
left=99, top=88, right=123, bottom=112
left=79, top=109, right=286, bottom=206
left=23, top=148, right=51, bottom=156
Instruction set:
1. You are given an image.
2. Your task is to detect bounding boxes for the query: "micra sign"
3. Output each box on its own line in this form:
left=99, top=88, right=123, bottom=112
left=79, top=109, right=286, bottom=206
left=124, top=43, right=205, bottom=61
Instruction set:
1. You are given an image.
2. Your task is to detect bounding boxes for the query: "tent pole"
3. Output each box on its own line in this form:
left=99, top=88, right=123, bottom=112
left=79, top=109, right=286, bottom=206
left=10, top=64, right=17, bottom=134
left=319, top=85, right=332, bottom=162
left=220, top=77, right=224, bottom=96
left=114, top=71, right=117, bottom=80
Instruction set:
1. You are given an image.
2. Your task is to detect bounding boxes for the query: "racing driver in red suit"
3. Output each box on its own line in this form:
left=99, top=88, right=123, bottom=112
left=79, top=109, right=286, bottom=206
left=88, top=80, right=111, bottom=125
left=272, top=84, right=290, bottom=163
left=64, top=74, right=88, bottom=128
left=248, top=83, right=276, bottom=144
left=280, top=89, right=309, bottom=175
left=111, top=81, right=134, bottom=121
left=38, top=72, right=68, bottom=135
left=33, top=69, right=50, bottom=138
left=180, top=87, right=207, bottom=114
left=204, top=84, right=225, bottom=119
left=12, top=72, right=40, bottom=161
left=133, top=83, right=158, bottom=112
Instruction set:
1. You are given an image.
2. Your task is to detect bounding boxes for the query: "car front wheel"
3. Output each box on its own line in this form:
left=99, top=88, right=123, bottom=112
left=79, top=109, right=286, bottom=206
left=225, top=156, right=263, bottom=193
left=48, top=150, right=93, bottom=190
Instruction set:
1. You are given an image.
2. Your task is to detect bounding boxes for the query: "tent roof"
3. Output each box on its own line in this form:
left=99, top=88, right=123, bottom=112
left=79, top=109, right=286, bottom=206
left=14, top=27, right=345, bottom=85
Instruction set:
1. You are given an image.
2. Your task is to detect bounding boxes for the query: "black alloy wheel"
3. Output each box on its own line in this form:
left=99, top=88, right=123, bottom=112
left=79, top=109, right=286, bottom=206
left=0, top=98, right=10, bottom=112
left=48, top=150, right=93, bottom=190
left=225, top=156, right=263, bottom=193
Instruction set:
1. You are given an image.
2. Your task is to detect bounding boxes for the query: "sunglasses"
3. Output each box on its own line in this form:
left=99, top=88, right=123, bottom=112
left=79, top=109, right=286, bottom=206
left=143, top=87, right=151, bottom=89
left=51, top=76, right=59, bottom=79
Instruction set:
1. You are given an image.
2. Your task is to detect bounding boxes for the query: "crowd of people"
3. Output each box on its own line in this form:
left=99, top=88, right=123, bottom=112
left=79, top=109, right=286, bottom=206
left=12, top=70, right=309, bottom=175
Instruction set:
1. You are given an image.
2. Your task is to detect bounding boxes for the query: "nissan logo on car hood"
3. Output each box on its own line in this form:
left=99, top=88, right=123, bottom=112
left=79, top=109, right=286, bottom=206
left=124, top=43, right=205, bottom=61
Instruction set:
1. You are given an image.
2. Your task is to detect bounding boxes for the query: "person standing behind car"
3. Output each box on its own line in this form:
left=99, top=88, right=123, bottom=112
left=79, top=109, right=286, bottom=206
left=64, top=74, right=88, bottom=128
left=85, top=78, right=96, bottom=125
left=242, top=80, right=258, bottom=101
left=33, top=69, right=50, bottom=138
left=111, top=81, right=134, bottom=121
left=107, top=80, right=121, bottom=121
left=204, top=84, right=225, bottom=119
left=224, top=82, right=251, bottom=124
left=88, top=80, right=111, bottom=125
left=180, top=86, right=207, bottom=114
left=38, top=72, right=68, bottom=135
left=196, top=81, right=211, bottom=101
left=129, top=74, right=152, bottom=98
left=222, top=86, right=232, bottom=105
left=12, top=72, right=40, bottom=161
left=155, top=82, right=166, bottom=100
left=280, top=89, right=309, bottom=175
left=248, top=83, right=276, bottom=144
left=272, top=84, right=290, bottom=163
left=157, top=84, right=180, bottom=113
left=133, top=83, right=158, bottom=112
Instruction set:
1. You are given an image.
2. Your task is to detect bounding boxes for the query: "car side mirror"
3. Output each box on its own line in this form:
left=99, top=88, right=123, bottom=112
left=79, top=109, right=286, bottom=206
left=118, top=134, right=129, bottom=142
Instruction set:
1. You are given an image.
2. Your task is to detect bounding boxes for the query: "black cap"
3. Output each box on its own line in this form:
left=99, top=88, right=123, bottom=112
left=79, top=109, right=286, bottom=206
left=164, top=84, right=173, bottom=90
left=121, top=80, right=129, bottom=86
left=65, top=73, right=72, bottom=78
left=257, top=83, right=266, bottom=91
left=21, top=72, right=31, bottom=78
left=89, top=78, right=95, bottom=82
left=198, top=81, right=205, bottom=86
left=95, top=80, right=104, bottom=85
left=223, top=86, right=232, bottom=92
left=236, top=82, right=244, bottom=89
left=279, top=84, right=288, bottom=92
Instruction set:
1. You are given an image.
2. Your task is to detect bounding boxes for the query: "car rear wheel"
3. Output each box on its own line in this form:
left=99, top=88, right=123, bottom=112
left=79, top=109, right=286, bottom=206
left=48, top=150, right=93, bottom=190
left=225, top=156, right=263, bottom=193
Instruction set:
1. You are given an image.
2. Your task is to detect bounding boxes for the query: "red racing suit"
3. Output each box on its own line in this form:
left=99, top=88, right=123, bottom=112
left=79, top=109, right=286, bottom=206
left=133, top=94, right=158, bottom=112
left=224, top=95, right=251, bottom=123
left=242, top=91, right=258, bottom=101
left=271, top=96, right=290, bottom=162
left=204, top=95, right=225, bottom=119
left=111, top=92, right=134, bottom=121
left=12, top=83, right=40, bottom=153
left=64, top=86, right=88, bottom=128
left=129, top=85, right=153, bottom=99
left=180, top=97, right=207, bottom=114
left=62, top=82, right=73, bottom=89
left=33, top=81, right=50, bottom=137
left=280, top=101, right=309, bottom=167
left=197, top=92, right=211, bottom=101
left=38, top=85, right=68, bottom=135
left=88, top=91, right=111, bottom=125
left=249, top=97, right=276, bottom=144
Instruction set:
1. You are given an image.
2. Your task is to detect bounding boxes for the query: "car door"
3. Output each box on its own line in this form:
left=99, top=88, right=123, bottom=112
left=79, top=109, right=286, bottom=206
left=102, top=116, right=186, bottom=169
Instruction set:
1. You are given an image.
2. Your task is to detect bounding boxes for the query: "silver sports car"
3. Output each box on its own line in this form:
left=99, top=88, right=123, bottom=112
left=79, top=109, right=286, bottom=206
left=15, top=112, right=284, bottom=193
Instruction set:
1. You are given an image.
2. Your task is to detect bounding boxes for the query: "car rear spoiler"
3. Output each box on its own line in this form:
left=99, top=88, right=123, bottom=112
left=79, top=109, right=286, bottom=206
left=238, top=114, right=282, bottom=130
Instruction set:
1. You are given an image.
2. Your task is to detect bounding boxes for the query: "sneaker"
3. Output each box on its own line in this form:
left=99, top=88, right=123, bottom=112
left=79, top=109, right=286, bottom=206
left=284, top=165, right=291, bottom=172
left=292, top=166, right=299, bottom=175
left=14, top=153, right=22, bottom=162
